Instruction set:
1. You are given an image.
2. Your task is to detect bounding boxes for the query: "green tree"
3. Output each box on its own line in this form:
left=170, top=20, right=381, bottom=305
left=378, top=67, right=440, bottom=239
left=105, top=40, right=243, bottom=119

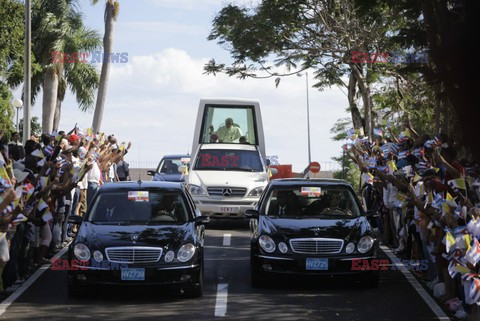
left=19, top=116, right=41, bottom=137
left=205, top=0, right=407, bottom=139
left=23, top=0, right=102, bottom=133
left=0, top=0, right=25, bottom=133
left=356, top=0, right=480, bottom=162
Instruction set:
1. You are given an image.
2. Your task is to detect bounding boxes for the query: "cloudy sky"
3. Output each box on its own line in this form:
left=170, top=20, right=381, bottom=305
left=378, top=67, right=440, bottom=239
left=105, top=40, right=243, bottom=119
left=14, top=0, right=350, bottom=172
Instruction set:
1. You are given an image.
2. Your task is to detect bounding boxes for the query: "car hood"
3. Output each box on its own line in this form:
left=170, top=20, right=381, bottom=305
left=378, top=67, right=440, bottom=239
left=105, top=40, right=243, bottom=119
left=188, top=169, right=268, bottom=188
left=259, top=216, right=372, bottom=241
left=76, top=222, right=194, bottom=249
left=153, top=172, right=185, bottom=182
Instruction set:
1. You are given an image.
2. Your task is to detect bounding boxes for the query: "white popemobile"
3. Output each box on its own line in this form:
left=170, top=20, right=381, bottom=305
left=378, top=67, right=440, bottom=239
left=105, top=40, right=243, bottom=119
left=186, top=98, right=274, bottom=218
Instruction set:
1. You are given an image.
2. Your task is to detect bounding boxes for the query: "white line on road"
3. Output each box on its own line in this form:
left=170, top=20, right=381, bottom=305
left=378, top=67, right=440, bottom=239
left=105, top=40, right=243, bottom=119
left=214, top=283, right=229, bottom=317
left=0, top=246, right=69, bottom=316
left=380, top=246, right=450, bottom=320
left=223, top=234, right=231, bottom=246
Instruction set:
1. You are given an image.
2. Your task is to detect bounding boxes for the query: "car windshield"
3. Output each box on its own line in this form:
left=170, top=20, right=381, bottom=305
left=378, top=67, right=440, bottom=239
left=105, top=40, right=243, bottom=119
left=264, top=186, right=361, bottom=218
left=157, top=158, right=189, bottom=174
left=194, top=149, right=263, bottom=172
left=89, top=191, right=190, bottom=224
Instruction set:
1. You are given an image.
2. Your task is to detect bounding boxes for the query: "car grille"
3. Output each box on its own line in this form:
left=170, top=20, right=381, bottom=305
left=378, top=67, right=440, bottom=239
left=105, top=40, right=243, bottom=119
left=289, top=238, right=344, bottom=254
left=207, top=187, right=247, bottom=197
left=105, top=247, right=163, bottom=264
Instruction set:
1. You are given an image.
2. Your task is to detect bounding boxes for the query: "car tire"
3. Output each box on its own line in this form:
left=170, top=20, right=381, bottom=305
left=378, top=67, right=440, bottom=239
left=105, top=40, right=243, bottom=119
left=360, top=271, right=379, bottom=288
left=184, top=267, right=204, bottom=298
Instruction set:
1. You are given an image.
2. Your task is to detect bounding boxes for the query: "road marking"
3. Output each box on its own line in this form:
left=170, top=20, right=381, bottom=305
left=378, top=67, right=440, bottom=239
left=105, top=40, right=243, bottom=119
left=214, top=283, right=229, bottom=317
left=380, top=246, right=450, bottom=320
left=0, top=246, right=69, bottom=316
left=222, top=234, right=231, bottom=246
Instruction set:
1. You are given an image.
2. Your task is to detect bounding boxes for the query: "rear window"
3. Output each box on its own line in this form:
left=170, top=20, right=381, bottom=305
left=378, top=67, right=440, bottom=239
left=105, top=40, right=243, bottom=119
left=88, top=191, right=190, bottom=224
left=156, top=158, right=190, bottom=174
left=264, top=186, right=361, bottom=218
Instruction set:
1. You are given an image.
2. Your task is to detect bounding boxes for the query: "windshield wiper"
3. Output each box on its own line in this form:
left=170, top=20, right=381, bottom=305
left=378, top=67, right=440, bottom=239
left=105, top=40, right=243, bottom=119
left=225, top=167, right=257, bottom=172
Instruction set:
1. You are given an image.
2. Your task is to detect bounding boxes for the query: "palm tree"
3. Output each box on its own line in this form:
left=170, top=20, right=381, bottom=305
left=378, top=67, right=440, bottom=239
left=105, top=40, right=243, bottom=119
left=90, top=0, right=120, bottom=133
left=31, top=0, right=102, bottom=133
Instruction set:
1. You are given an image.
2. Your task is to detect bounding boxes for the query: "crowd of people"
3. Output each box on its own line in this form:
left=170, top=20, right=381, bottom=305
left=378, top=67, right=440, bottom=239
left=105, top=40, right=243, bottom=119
left=0, top=126, right=131, bottom=295
left=346, top=119, right=480, bottom=318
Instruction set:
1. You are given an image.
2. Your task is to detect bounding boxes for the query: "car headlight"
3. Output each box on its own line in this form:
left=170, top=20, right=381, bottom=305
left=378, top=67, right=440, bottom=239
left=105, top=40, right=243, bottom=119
left=358, top=236, right=374, bottom=253
left=248, top=187, right=264, bottom=197
left=177, top=243, right=196, bottom=262
left=345, top=242, right=355, bottom=254
left=278, top=242, right=288, bottom=254
left=93, top=250, right=103, bottom=262
left=258, top=235, right=276, bottom=253
left=188, top=184, right=205, bottom=195
left=74, top=243, right=91, bottom=261
left=164, top=250, right=175, bottom=262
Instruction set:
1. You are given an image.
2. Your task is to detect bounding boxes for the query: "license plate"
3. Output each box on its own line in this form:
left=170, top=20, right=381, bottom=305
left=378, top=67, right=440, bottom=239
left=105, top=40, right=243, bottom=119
left=121, top=268, right=145, bottom=281
left=219, top=207, right=236, bottom=213
left=306, top=258, right=328, bottom=271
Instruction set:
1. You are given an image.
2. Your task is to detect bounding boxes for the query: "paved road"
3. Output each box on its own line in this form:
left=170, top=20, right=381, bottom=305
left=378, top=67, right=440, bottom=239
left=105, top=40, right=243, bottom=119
left=1, top=220, right=445, bottom=320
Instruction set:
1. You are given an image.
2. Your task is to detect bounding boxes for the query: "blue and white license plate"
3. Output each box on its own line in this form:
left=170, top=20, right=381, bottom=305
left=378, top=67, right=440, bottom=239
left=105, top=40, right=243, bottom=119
left=306, top=258, right=328, bottom=271
left=121, top=268, right=145, bottom=281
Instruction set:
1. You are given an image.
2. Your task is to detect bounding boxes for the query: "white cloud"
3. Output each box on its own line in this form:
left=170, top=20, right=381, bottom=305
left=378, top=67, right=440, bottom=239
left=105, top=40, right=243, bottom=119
left=105, top=48, right=349, bottom=171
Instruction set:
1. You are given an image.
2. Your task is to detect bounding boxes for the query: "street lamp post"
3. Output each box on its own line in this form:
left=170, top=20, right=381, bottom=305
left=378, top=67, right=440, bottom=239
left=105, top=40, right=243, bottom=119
left=298, top=72, right=312, bottom=165
left=13, top=99, right=23, bottom=131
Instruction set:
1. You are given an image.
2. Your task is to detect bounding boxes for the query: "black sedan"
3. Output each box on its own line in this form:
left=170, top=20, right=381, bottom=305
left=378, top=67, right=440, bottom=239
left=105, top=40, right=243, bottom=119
left=246, top=179, right=380, bottom=287
left=67, top=181, right=209, bottom=297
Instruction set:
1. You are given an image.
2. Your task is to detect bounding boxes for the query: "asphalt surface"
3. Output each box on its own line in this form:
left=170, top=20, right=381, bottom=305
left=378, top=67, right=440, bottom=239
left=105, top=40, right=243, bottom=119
left=1, top=220, right=444, bottom=320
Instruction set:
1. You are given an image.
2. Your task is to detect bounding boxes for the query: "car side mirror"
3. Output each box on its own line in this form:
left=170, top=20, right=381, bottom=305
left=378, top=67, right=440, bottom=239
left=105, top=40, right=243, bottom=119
left=365, top=210, right=380, bottom=218
left=147, top=170, right=155, bottom=176
left=68, top=215, right=84, bottom=225
left=269, top=168, right=278, bottom=176
left=365, top=210, right=379, bottom=229
left=245, top=209, right=259, bottom=219
left=178, top=165, right=186, bottom=173
left=195, top=215, right=210, bottom=225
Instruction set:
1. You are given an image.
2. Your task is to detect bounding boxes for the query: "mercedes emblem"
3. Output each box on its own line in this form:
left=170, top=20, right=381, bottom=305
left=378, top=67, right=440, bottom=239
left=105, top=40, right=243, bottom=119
left=222, top=188, right=232, bottom=196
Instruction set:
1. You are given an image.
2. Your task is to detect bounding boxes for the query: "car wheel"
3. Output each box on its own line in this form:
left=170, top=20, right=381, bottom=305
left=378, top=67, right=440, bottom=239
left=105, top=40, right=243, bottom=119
left=359, top=271, right=379, bottom=288
left=184, top=267, right=204, bottom=298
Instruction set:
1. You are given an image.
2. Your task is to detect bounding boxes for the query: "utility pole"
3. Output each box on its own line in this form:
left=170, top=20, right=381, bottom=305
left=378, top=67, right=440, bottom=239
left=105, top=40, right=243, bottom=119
left=23, top=0, right=31, bottom=143
left=297, top=72, right=312, bottom=166
left=306, top=72, right=311, bottom=165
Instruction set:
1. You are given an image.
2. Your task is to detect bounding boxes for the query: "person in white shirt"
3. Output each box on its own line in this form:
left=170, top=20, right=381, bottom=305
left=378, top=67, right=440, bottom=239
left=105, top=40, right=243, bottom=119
left=217, top=118, right=242, bottom=143
left=86, top=160, right=101, bottom=208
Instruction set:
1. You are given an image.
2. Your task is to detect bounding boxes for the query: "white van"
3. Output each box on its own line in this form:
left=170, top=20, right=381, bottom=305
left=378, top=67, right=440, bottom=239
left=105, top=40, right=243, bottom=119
left=187, top=98, right=270, bottom=218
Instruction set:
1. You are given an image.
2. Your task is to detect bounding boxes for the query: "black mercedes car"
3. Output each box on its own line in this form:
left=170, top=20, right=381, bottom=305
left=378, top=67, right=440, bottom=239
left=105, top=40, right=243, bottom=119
left=246, top=178, right=380, bottom=287
left=67, top=181, right=209, bottom=297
